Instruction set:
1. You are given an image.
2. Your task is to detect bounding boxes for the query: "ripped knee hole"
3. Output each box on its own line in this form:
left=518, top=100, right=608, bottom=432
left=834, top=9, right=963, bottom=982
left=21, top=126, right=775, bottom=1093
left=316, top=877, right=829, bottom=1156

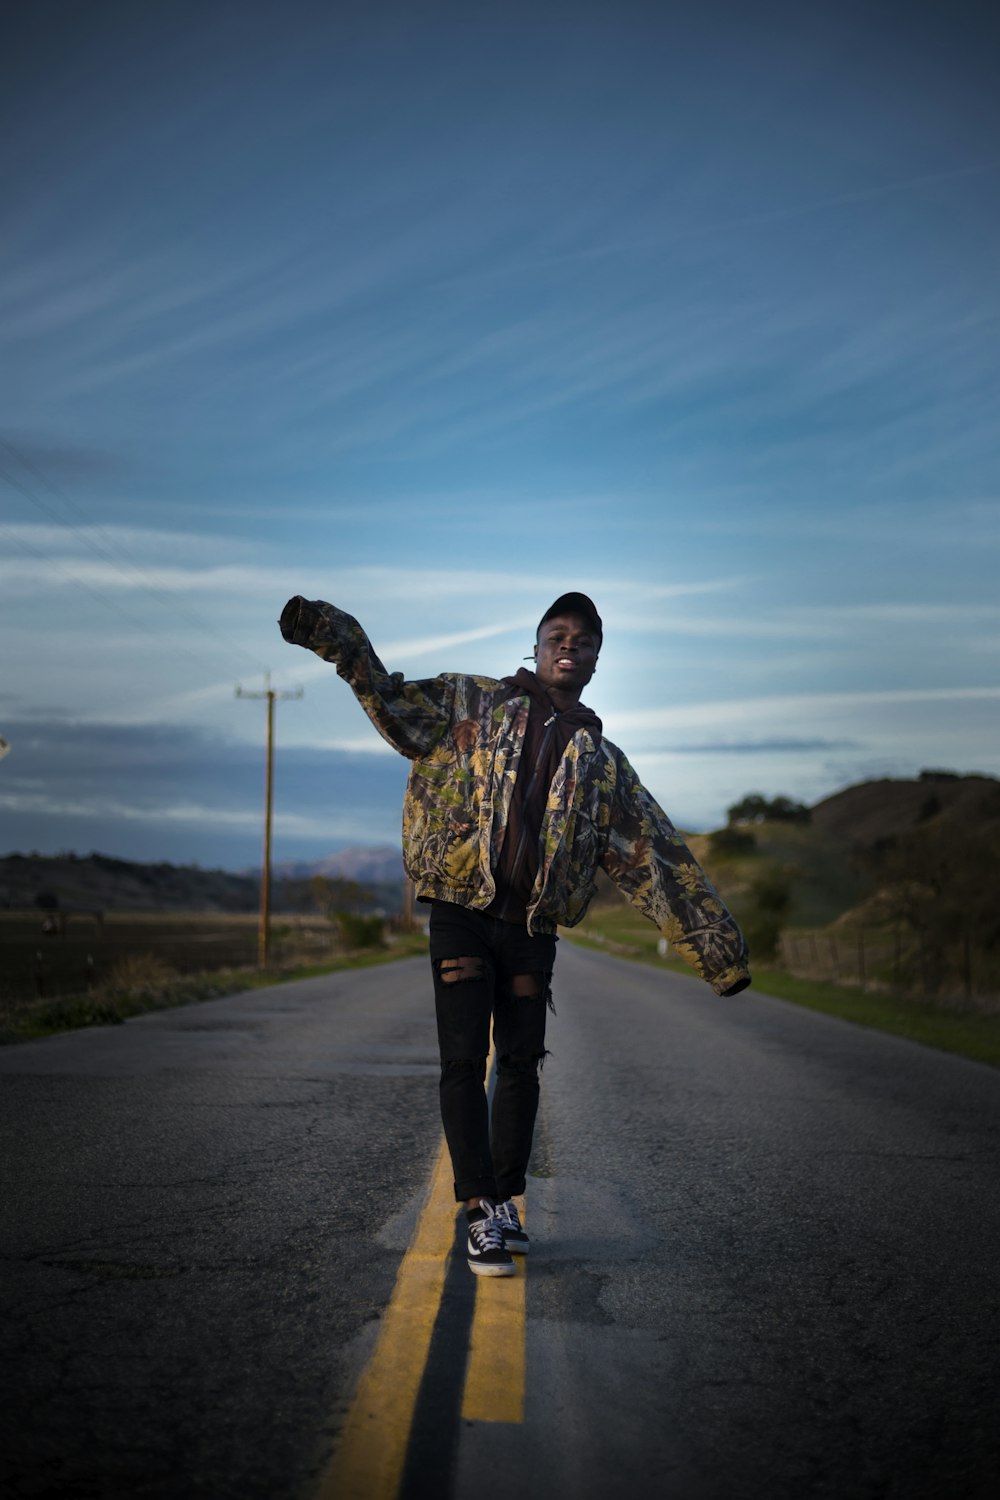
left=511, top=972, right=556, bottom=1012
left=512, top=972, right=552, bottom=1000
left=497, top=1049, right=551, bottom=1073
left=437, top=955, right=486, bottom=984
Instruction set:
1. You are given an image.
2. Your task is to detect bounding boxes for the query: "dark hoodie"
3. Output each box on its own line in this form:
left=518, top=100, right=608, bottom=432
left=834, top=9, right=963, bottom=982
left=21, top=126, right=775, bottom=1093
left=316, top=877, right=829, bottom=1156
left=485, top=667, right=602, bottom=925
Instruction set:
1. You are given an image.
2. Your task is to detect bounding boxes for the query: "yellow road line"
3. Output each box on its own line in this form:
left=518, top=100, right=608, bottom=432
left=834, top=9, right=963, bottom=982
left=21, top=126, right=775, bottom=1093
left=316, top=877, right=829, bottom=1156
left=316, top=1036, right=530, bottom=1497
left=316, top=1137, right=456, bottom=1500
left=460, top=1193, right=527, bottom=1423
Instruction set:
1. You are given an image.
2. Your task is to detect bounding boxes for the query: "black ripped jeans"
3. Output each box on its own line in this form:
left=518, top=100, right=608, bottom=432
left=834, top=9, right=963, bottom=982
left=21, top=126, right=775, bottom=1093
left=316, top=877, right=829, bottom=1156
left=429, top=901, right=556, bottom=1203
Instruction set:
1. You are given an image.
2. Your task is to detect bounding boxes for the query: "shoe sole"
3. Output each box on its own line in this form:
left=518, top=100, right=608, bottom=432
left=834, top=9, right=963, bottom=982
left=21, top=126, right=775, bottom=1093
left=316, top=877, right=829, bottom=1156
left=468, top=1259, right=516, bottom=1276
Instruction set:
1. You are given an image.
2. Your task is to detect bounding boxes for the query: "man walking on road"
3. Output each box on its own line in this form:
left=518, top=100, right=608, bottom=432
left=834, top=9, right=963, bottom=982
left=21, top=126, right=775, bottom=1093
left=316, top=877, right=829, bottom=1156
left=280, top=591, right=750, bottom=1276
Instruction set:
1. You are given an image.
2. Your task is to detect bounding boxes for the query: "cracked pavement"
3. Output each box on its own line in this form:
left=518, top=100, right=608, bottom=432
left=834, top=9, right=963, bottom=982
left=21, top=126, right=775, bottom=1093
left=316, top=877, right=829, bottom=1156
left=2, top=946, right=1000, bottom=1498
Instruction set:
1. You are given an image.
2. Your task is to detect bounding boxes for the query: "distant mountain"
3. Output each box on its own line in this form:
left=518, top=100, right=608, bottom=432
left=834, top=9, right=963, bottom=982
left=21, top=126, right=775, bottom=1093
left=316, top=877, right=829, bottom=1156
left=4, top=774, right=995, bottom=919
left=0, top=846, right=407, bottom=914
left=0, top=851, right=259, bottom=914
left=271, top=845, right=405, bottom=883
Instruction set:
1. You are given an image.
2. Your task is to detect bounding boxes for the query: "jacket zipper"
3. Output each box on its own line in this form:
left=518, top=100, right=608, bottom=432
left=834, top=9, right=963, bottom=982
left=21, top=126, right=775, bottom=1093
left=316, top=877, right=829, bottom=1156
left=496, top=710, right=558, bottom=918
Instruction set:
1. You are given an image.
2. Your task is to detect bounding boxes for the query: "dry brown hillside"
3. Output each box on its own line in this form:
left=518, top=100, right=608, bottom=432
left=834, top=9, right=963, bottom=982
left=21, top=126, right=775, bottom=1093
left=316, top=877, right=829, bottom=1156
left=811, top=773, right=1000, bottom=847
left=686, top=771, right=1000, bottom=934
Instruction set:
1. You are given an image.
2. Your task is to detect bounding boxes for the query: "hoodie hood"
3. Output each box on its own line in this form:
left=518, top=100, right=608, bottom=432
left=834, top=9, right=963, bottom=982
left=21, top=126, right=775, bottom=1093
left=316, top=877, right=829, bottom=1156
left=503, top=666, right=602, bottom=744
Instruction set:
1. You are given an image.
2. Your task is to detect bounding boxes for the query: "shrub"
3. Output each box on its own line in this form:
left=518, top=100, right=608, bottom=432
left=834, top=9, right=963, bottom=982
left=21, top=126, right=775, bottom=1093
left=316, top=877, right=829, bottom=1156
left=749, top=868, right=792, bottom=917
left=334, top=912, right=385, bottom=950
left=710, top=826, right=757, bottom=856
left=738, top=868, right=792, bottom=964
left=742, top=912, right=783, bottom=963
left=101, top=952, right=176, bottom=998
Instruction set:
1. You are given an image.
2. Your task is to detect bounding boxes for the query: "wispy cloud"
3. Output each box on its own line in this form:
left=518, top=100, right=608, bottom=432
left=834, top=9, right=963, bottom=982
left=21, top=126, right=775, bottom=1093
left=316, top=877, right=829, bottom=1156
left=2, top=4, right=997, bottom=861
left=613, top=685, right=1000, bottom=735
left=0, top=718, right=409, bottom=857
left=0, top=534, right=745, bottom=614
left=0, top=788, right=392, bottom=842
left=645, top=737, right=857, bottom=755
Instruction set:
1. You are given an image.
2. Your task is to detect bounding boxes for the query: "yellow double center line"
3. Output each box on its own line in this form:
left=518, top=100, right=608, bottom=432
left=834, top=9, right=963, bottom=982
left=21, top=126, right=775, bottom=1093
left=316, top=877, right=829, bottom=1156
left=318, top=1085, right=528, bottom=1498
left=461, top=1202, right=526, bottom=1426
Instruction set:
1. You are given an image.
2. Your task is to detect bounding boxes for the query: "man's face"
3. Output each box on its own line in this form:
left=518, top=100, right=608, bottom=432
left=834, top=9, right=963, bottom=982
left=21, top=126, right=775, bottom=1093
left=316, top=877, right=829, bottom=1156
left=534, top=613, right=600, bottom=695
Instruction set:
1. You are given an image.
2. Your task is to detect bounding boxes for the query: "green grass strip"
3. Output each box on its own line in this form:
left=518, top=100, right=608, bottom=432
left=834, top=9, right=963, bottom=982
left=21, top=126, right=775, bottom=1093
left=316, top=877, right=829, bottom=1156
left=565, top=931, right=1000, bottom=1070
left=0, top=935, right=429, bottom=1046
left=743, top=967, right=1000, bottom=1068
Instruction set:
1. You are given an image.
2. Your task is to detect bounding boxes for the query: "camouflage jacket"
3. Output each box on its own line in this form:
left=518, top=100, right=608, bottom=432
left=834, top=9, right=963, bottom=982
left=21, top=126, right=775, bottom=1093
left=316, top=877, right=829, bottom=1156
left=280, top=599, right=750, bottom=996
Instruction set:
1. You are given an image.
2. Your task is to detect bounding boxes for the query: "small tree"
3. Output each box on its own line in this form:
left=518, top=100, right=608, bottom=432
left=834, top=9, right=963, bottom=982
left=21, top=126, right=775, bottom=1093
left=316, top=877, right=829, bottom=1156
left=310, top=875, right=368, bottom=919
left=727, top=792, right=810, bottom=826
left=334, top=912, right=386, bottom=950
left=740, top=868, right=792, bottom=963
left=710, top=826, right=757, bottom=856
left=727, top=793, right=771, bottom=826
left=767, top=795, right=811, bottom=825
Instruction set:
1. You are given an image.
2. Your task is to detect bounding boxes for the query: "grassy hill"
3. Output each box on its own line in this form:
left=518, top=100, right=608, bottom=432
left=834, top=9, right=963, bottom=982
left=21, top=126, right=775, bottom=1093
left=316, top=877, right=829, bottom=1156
left=680, top=771, right=1000, bottom=930
left=686, top=820, right=868, bottom=930
left=580, top=770, right=1000, bottom=994
left=810, top=771, right=1000, bottom=847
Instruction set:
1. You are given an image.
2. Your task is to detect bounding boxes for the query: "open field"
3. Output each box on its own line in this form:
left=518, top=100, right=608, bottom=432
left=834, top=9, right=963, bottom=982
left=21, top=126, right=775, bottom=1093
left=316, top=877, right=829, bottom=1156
left=0, top=910, right=429, bottom=1044
left=0, top=910, right=383, bottom=1005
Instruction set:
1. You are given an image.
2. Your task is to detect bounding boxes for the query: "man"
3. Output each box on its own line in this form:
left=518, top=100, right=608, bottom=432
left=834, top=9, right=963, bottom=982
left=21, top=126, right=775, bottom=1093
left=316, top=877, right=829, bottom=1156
left=279, top=591, right=750, bottom=1276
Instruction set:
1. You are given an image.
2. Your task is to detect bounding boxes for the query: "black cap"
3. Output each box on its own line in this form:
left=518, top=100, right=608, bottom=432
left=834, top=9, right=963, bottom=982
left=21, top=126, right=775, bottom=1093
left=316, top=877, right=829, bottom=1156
left=537, top=592, right=602, bottom=643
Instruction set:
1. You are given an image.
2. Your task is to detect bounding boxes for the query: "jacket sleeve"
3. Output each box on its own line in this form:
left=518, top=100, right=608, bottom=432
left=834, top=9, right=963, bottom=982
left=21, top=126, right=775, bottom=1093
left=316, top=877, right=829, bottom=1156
left=279, top=596, right=455, bottom=760
left=600, top=751, right=751, bottom=996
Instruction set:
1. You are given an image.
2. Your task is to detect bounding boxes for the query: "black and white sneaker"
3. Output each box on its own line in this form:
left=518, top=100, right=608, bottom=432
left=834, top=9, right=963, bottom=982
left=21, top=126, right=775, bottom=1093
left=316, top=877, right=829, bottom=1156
left=466, top=1201, right=515, bottom=1277
left=494, top=1199, right=529, bottom=1254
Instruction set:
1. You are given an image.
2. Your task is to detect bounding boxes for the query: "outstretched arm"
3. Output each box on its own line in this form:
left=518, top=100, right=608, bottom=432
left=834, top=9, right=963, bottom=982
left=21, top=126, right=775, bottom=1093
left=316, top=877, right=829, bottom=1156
left=279, top=596, right=455, bottom=759
left=600, top=751, right=751, bottom=996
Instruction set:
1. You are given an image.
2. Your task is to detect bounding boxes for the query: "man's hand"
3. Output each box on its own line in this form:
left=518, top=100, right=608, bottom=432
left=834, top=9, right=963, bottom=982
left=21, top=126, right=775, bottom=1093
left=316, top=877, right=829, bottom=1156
left=279, top=595, right=318, bottom=647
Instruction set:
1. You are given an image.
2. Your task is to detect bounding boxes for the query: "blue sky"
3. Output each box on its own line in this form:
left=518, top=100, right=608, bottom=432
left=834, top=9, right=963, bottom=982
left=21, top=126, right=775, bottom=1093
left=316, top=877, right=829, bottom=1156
left=1, top=0, right=998, bottom=869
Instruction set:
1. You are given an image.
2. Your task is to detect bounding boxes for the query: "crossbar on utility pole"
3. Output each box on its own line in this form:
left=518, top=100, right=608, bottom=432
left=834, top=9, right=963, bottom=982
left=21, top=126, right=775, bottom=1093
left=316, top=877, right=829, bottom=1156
left=236, top=673, right=303, bottom=968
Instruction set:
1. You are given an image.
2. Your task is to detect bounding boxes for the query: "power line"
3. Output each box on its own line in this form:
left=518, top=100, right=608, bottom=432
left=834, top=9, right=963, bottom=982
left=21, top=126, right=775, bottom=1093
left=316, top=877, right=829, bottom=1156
left=0, top=437, right=271, bottom=678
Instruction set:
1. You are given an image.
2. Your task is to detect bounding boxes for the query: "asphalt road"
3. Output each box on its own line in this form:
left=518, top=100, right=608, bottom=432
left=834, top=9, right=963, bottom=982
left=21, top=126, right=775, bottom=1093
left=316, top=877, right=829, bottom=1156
left=1, top=943, right=998, bottom=1499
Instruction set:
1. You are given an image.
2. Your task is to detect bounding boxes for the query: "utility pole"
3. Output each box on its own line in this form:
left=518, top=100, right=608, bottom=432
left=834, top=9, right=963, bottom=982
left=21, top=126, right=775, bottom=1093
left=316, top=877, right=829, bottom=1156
left=236, top=674, right=303, bottom=968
